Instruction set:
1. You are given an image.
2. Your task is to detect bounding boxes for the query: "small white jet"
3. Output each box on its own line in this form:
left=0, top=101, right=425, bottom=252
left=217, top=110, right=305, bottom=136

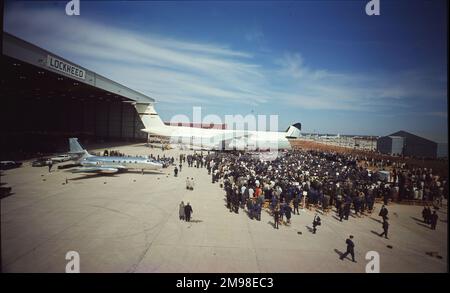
left=68, top=138, right=163, bottom=173
left=134, top=103, right=301, bottom=151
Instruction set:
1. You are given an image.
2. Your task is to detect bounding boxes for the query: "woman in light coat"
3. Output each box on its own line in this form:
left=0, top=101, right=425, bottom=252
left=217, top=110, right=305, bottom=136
left=179, top=201, right=185, bottom=220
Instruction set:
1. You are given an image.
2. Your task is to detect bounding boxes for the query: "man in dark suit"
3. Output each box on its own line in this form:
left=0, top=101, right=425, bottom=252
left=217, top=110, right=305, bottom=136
left=340, top=235, right=356, bottom=262
left=312, top=214, right=321, bottom=234
left=232, top=190, right=240, bottom=214
left=379, top=205, right=388, bottom=222
left=338, top=201, right=345, bottom=221
left=380, top=219, right=389, bottom=239
left=430, top=211, right=438, bottom=230
left=293, top=195, right=300, bottom=215
left=273, top=207, right=280, bottom=229
left=422, top=206, right=430, bottom=223
left=184, top=202, right=193, bottom=222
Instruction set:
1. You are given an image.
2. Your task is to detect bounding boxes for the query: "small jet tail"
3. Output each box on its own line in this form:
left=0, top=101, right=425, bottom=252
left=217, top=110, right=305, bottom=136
left=69, top=138, right=91, bottom=159
left=285, top=123, right=302, bottom=138
left=69, top=138, right=85, bottom=153
left=134, top=103, right=167, bottom=132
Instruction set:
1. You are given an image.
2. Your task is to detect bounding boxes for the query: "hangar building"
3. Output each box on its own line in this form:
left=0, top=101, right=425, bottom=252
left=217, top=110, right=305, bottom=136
left=377, top=130, right=445, bottom=158
left=1, top=32, right=154, bottom=159
left=376, top=136, right=404, bottom=156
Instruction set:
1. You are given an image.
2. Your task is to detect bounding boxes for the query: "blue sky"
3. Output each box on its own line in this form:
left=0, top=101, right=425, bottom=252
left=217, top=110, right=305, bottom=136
left=4, top=0, right=448, bottom=142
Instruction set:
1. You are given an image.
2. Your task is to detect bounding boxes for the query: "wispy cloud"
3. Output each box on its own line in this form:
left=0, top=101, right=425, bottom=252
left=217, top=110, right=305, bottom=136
left=426, top=112, right=447, bottom=118
left=5, top=5, right=447, bottom=115
left=273, top=52, right=447, bottom=111
left=275, top=53, right=308, bottom=79
left=5, top=6, right=268, bottom=106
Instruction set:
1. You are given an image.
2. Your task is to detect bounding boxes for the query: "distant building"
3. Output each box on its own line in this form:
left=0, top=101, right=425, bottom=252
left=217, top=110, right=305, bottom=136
left=377, top=130, right=445, bottom=158
left=437, top=143, right=448, bottom=158
left=353, top=136, right=378, bottom=151
left=377, top=136, right=405, bottom=156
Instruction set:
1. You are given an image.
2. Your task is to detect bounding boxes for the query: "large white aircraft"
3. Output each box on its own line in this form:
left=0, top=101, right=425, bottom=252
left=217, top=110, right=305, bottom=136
left=134, top=103, right=301, bottom=151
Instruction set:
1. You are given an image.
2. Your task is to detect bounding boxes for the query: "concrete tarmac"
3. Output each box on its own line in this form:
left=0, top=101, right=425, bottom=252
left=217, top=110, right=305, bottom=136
left=1, top=143, right=447, bottom=272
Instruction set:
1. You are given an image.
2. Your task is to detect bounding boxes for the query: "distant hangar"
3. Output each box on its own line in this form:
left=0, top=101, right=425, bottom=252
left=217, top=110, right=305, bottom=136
left=377, top=130, right=447, bottom=158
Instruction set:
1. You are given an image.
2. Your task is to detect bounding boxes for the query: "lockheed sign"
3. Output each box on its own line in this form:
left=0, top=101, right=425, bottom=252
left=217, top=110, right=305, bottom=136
left=46, top=55, right=86, bottom=80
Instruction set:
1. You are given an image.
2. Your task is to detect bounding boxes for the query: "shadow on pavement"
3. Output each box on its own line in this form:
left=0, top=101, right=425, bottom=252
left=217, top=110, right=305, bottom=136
left=267, top=221, right=276, bottom=228
left=126, top=170, right=165, bottom=175
left=0, top=192, right=14, bottom=199
left=69, top=173, right=118, bottom=181
left=370, top=230, right=381, bottom=237
left=334, top=249, right=343, bottom=258
left=416, top=222, right=432, bottom=229
left=369, top=217, right=383, bottom=224
left=332, top=215, right=342, bottom=221
left=410, top=216, right=424, bottom=222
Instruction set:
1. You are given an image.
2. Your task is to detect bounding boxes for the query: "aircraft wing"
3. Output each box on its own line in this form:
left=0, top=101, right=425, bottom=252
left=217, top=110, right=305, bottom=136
left=197, top=132, right=254, bottom=150
left=71, top=166, right=120, bottom=174
left=208, top=131, right=252, bottom=144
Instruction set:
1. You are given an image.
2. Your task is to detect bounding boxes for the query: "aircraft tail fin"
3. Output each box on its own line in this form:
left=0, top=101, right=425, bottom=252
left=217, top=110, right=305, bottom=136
left=69, top=138, right=85, bottom=153
left=134, top=103, right=167, bottom=132
left=69, top=138, right=91, bottom=159
left=285, top=123, right=301, bottom=138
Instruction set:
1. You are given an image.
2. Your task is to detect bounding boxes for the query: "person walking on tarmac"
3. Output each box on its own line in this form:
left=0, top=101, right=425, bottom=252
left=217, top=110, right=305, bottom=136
left=312, top=213, right=321, bottom=234
left=422, top=206, right=431, bottom=224
left=47, top=158, right=53, bottom=173
left=293, top=194, right=300, bottom=215
left=430, top=210, right=439, bottom=230
left=379, top=205, right=389, bottom=223
left=273, top=206, right=280, bottom=229
left=179, top=201, right=185, bottom=220
left=340, top=235, right=356, bottom=262
left=338, top=201, right=345, bottom=222
left=285, top=204, right=292, bottom=224
left=232, top=189, right=240, bottom=214
left=379, top=219, right=389, bottom=239
left=184, top=202, right=193, bottom=222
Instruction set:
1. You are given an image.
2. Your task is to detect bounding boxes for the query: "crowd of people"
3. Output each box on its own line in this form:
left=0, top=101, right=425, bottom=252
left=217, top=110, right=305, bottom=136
left=355, top=156, right=447, bottom=202
left=172, top=148, right=446, bottom=263
left=205, top=150, right=387, bottom=228
left=177, top=149, right=446, bottom=232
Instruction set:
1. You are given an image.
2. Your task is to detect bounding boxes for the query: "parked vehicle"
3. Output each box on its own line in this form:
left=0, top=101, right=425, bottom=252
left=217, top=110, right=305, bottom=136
left=32, top=158, right=50, bottom=167
left=0, top=186, right=12, bottom=198
left=51, top=154, right=72, bottom=163
left=0, top=161, right=23, bottom=170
